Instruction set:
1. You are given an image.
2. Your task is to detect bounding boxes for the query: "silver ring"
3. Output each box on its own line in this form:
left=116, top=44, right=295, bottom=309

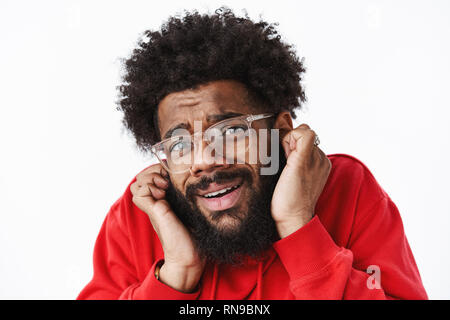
left=313, top=135, right=320, bottom=147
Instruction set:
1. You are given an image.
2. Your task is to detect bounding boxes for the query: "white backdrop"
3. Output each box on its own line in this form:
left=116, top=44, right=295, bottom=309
left=0, top=0, right=449, bottom=299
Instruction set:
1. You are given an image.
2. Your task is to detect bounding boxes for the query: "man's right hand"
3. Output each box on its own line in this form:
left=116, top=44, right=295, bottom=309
left=130, top=164, right=205, bottom=293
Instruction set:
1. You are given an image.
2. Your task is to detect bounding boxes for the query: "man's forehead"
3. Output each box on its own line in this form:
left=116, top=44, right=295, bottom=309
left=157, top=81, right=254, bottom=136
left=159, top=80, right=249, bottom=111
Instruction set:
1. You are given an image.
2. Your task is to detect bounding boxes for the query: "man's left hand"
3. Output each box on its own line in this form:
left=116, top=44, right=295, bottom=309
left=271, top=124, right=332, bottom=239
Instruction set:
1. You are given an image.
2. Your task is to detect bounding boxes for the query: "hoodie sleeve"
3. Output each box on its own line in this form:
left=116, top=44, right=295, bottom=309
left=272, top=196, right=428, bottom=300
left=77, top=202, right=200, bottom=300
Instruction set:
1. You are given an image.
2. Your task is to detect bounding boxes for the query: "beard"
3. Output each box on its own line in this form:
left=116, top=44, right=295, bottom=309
left=165, top=151, right=286, bottom=266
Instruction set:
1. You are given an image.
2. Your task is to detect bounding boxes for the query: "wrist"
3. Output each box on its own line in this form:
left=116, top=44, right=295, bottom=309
left=158, top=262, right=204, bottom=293
left=275, top=213, right=313, bottom=239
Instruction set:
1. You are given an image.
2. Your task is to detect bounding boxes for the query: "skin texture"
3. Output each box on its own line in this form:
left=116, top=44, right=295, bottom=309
left=130, top=80, right=331, bottom=293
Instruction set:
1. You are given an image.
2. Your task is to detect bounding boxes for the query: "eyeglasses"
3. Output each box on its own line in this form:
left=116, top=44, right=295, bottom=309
left=151, top=113, right=274, bottom=174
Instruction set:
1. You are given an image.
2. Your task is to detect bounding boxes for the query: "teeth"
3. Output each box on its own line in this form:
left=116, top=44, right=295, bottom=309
left=203, top=185, right=239, bottom=198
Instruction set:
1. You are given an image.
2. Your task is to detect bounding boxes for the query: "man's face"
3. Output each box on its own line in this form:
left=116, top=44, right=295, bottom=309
left=157, top=80, right=284, bottom=264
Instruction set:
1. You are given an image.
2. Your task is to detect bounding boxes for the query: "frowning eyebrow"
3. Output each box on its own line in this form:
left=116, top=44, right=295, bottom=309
left=163, top=123, right=190, bottom=140
left=162, top=112, right=245, bottom=140
left=206, top=112, right=244, bottom=122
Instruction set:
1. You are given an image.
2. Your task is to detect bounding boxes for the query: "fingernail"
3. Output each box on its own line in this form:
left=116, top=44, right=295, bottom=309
left=160, top=170, right=169, bottom=179
left=290, top=135, right=296, bottom=150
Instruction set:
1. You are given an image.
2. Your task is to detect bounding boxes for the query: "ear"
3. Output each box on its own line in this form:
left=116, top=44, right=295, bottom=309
left=273, top=111, right=293, bottom=140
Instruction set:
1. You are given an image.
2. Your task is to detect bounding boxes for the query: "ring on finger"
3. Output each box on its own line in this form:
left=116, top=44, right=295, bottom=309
left=313, top=135, right=320, bottom=147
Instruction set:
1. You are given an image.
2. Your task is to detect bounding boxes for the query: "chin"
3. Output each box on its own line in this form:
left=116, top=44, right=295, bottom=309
left=211, top=212, right=244, bottom=233
left=197, top=201, right=248, bottom=233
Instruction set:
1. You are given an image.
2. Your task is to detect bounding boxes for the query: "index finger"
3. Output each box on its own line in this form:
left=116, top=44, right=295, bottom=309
left=289, top=127, right=317, bottom=161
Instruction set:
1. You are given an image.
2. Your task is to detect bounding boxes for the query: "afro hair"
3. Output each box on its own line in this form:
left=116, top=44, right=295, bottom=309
left=117, top=7, right=306, bottom=150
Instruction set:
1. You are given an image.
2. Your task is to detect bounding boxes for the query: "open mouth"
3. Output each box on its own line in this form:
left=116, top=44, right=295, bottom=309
left=196, top=181, right=244, bottom=212
left=202, top=184, right=241, bottom=198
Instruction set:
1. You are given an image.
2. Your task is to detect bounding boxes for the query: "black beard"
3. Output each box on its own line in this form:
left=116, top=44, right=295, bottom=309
left=165, top=152, right=286, bottom=266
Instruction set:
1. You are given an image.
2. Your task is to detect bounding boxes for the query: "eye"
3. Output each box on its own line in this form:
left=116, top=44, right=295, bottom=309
left=169, top=139, right=191, bottom=153
left=224, top=126, right=247, bottom=136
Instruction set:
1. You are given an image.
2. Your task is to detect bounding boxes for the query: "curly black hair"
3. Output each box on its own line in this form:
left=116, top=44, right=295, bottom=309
left=118, top=7, right=306, bottom=150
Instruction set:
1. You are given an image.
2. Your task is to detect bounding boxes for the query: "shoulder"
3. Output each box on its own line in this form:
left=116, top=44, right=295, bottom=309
left=324, top=153, right=388, bottom=202
left=327, top=153, right=372, bottom=174
left=315, top=153, right=390, bottom=242
left=106, top=164, right=158, bottom=230
left=327, top=153, right=381, bottom=181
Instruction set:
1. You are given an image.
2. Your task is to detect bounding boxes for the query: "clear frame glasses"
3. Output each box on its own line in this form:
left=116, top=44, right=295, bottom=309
left=150, top=113, right=274, bottom=174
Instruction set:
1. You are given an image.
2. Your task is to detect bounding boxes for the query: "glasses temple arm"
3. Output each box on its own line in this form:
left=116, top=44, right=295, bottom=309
left=247, top=113, right=275, bottom=122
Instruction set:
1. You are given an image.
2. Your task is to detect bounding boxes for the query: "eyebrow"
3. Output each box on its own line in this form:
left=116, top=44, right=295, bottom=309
left=206, top=112, right=244, bottom=122
left=163, top=123, right=190, bottom=140
left=162, top=112, right=245, bottom=140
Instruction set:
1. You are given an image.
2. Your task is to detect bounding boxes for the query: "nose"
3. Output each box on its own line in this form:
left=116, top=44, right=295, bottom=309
left=189, top=138, right=230, bottom=177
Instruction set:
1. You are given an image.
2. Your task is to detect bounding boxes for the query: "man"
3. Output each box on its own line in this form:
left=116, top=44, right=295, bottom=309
left=78, top=8, right=427, bottom=299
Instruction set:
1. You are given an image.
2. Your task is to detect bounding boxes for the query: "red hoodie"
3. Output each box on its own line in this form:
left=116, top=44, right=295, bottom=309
left=77, top=154, right=427, bottom=300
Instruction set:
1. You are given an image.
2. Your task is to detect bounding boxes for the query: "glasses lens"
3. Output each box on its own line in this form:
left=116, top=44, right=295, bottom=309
left=206, top=118, right=250, bottom=163
left=154, top=117, right=259, bottom=172
left=154, top=135, right=193, bottom=173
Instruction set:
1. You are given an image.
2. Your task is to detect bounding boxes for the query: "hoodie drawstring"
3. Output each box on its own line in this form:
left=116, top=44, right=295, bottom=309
left=256, top=261, right=263, bottom=300
left=256, top=251, right=277, bottom=299
left=209, top=251, right=276, bottom=300
left=209, top=263, right=219, bottom=300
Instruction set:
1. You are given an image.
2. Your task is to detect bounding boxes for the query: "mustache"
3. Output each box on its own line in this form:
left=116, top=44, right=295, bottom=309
left=185, top=167, right=253, bottom=199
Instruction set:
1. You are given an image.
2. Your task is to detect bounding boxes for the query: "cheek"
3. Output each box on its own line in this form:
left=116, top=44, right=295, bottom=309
left=169, top=174, right=189, bottom=195
left=245, top=131, right=273, bottom=165
left=241, top=164, right=260, bottom=190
